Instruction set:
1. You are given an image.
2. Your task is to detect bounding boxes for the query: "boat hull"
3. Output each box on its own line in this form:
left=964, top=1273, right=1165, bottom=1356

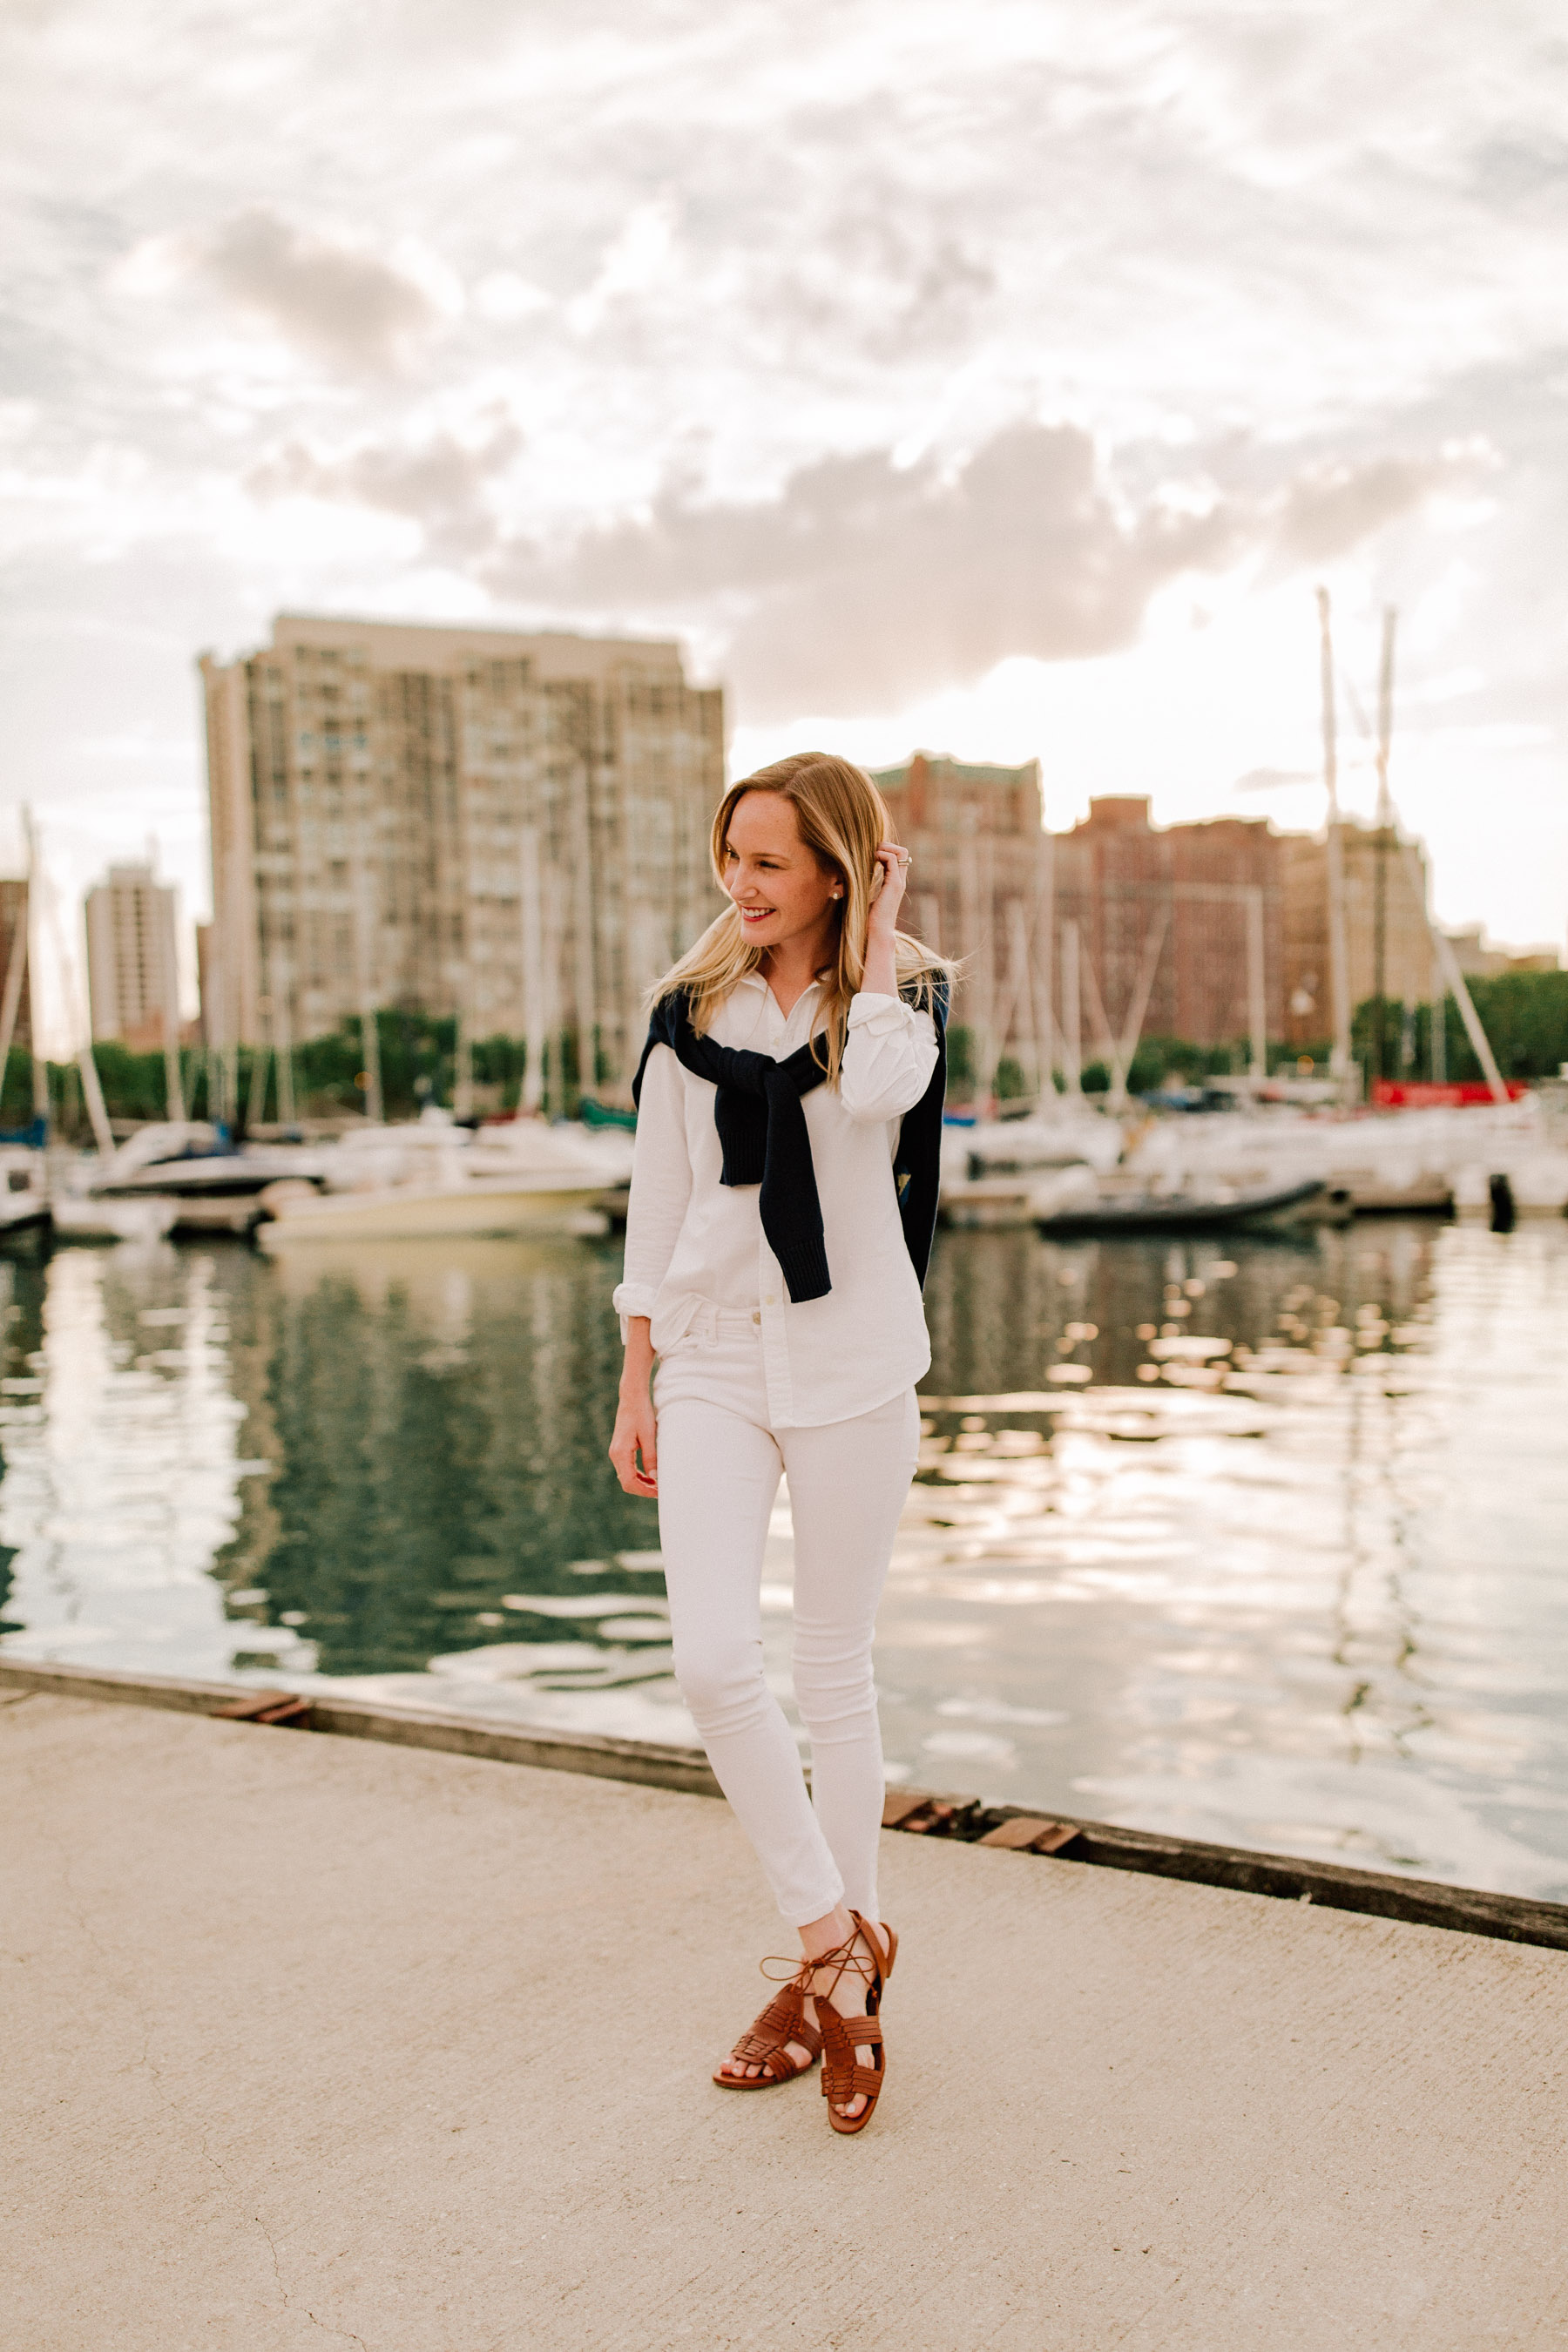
left=1037, top=1178, right=1328, bottom=1238
left=52, top=1197, right=179, bottom=1246
left=257, top=1177, right=609, bottom=1247
left=0, top=1201, right=51, bottom=1252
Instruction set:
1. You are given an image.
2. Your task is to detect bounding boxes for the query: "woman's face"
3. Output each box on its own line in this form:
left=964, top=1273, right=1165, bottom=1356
left=722, top=791, right=841, bottom=957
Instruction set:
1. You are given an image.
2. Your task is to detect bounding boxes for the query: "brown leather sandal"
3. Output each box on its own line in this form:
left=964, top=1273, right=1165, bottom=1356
left=816, top=1911, right=897, bottom=2137
left=713, top=1957, right=823, bottom=2091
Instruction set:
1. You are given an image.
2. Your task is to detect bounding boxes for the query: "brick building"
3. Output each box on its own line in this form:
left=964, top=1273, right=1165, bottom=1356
left=869, top=754, right=1051, bottom=1092
left=1281, top=821, right=1435, bottom=1048
left=1053, top=798, right=1283, bottom=1073
left=870, top=767, right=1445, bottom=1087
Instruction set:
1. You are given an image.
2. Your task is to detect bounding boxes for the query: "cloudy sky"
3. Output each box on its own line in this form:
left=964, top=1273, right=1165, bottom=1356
left=3, top=0, right=1565, bottom=1031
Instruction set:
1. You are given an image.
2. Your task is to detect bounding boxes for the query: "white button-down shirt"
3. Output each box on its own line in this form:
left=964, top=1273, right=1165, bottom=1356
left=612, top=977, right=940, bottom=1428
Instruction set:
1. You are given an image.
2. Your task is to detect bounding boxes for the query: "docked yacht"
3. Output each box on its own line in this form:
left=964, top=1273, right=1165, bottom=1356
left=255, top=1111, right=632, bottom=1247
left=938, top=1106, right=1125, bottom=1228
left=1122, top=1092, right=1568, bottom=1220
left=0, top=1144, right=51, bottom=1247
left=86, top=1122, right=329, bottom=1203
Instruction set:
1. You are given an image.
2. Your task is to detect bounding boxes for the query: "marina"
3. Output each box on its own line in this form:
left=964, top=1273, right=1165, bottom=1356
left=2, top=1209, right=1564, bottom=1904
left=10, top=10, right=1568, bottom=2342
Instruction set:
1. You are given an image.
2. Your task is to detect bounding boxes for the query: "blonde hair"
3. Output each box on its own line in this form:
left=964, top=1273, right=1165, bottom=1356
left=650, top=752, right=954, bottom=1084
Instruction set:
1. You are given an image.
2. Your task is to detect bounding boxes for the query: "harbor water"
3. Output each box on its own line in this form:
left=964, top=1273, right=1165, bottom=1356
left=2, top=1218, right=1565, bottom=1902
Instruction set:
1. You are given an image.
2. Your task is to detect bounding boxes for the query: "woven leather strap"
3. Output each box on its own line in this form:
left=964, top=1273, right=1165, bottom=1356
left=727, top=1977, right=823, bottom=2080
left=819, top=2009, right=883, bottom=2103
left=814, top=1912, right=891, bottom=2119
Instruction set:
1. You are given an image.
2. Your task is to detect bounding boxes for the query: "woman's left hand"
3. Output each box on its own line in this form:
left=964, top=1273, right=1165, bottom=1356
left=868, top=842, right=910, bottom=937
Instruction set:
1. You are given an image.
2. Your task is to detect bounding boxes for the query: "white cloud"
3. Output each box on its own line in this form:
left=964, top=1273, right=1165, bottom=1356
left=0, top=0, right=1564, bottom=946
left=176, top=208, right=458, bottom=373
left=478, top=425, right=1478, bottom=715
left=473, top=272, right=553, bottom=323
left=247, top=413, right=524, bottom=562
left=568, top=199, right=679, bottom=335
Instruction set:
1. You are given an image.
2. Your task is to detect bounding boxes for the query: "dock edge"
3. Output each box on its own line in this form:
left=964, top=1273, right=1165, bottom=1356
left=5, top=1659, right=1566, bottom=1955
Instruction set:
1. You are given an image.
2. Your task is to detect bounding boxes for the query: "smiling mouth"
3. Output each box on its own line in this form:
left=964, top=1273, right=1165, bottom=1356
left=739, top=906, right=775, bottom=923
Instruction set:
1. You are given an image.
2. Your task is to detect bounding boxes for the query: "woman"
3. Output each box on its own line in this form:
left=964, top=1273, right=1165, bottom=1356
left=609, top=752, right=951, bottom=2136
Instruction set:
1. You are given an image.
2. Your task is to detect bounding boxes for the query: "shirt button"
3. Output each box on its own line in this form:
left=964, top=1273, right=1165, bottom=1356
left=763, top=1294, right=777, bottom=1307
left=752, top=1309, right=761, bottom=1324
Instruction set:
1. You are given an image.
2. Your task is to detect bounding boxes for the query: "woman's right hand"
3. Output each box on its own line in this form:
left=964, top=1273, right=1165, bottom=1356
left=609, top=1321, right=659, bottom=1497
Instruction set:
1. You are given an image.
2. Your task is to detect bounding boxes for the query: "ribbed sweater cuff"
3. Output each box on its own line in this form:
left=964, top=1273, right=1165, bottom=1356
left=773, top=1235, right=832, bottom=1304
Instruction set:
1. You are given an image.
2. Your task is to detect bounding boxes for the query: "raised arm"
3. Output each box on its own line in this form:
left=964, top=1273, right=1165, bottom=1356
left=839, top=995, right=939, bottom=1122
left=839, top=840, right=939, bottom=1122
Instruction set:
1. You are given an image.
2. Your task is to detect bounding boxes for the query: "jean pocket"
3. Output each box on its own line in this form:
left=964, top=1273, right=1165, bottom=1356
left=654, top=1329, right=709, bottom=1362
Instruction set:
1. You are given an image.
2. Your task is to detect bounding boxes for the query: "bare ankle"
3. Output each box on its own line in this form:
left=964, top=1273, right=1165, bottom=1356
left=796, top=1903, right=855, bottom=1964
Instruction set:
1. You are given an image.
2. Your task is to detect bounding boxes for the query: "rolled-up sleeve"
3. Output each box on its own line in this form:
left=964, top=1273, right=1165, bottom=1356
left=612, top=1044, right=692, bottom=1331
left=838, top=992, right=940, bottom=1123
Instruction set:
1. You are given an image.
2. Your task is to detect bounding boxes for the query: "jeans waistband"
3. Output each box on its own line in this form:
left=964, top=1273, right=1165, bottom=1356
left=682, top=1301, right=764, bottom=1340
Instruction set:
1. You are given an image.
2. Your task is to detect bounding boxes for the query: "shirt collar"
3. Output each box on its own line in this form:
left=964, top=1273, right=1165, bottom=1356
left=737, top=972, right=825, bottom=998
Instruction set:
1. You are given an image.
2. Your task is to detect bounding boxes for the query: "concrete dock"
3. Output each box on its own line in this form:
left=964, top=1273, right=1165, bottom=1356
left=4, top=1690, right=1566, bottom=2350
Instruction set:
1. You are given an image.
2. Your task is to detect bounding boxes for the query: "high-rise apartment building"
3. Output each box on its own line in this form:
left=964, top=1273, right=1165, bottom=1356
left=870, top=754, right=1051, bottom=1088
left=200, top=614, right=726, bottom=1092
left=84, top=863, right=179, bottom=1050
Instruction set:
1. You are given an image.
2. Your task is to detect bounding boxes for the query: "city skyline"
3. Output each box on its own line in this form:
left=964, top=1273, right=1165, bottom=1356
left=3, top=1, right=1566, bottom=1056
left=186, top=624, right=1524, bottom=1107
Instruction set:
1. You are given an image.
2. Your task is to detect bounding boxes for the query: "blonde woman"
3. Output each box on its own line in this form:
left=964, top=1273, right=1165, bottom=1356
left=609, top=752, right=951, bottom=2136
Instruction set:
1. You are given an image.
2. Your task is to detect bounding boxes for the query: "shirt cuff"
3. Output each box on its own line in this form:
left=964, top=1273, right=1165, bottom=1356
left=612, top=1281, right=659, bottom=1339
left=847, top=991, right=916, bottom=1032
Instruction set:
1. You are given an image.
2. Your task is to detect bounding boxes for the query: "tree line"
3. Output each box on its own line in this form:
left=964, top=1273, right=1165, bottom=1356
left=11, top=969, right=1565, bottom=1136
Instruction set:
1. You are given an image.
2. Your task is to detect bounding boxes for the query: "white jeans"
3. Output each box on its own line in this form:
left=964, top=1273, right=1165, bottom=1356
left=654, top=1313, right=921, bottom=1925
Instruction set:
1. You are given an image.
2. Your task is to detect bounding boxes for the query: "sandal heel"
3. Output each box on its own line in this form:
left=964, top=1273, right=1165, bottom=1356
left=817, top=1912, right=895, bottom=2137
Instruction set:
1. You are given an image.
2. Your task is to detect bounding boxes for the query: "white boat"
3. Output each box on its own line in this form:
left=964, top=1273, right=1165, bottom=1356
left=1452, top=1152, right=1568, bottom=1219
left=256, top=1111, right=627, bottom=1247
left=50, top=1194, right=178, bottom=1246
left=939, top=1107, right=1124, bottom=1228
left=0, top=1145, right=51, bottom=1246
left=1121, top=1096, right=1568, bottom=1220
left=88, top=1121, right=329, bottom=1200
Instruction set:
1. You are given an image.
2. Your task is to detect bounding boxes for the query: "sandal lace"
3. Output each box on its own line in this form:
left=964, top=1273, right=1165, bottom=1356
left=760, top=1926, right=876, bottom=2003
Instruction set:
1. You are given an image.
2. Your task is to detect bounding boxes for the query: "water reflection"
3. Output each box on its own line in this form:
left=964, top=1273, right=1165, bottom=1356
left=906, top=1221, right=1568, bottom=1899
left=1, top=1219, right=1565, bottom=1900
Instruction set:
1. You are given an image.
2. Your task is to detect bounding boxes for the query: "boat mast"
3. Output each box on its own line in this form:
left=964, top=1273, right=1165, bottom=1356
left=1315, top=587, right=1355, bottom=1100
left=1031, top=818, right=1055, bottom=1106
left=1360, top=603, right=1509, bottom=1105
left=24, top=809, right=49, bottom=1128
left=519, top=825, right=546, bottom=1114
left=453, top=997, right=474, bottom=1121
left=1060, top=919, right=1082, bottom=1097
left=1245, top=886, right=1266, bottom=1086
left=351, top=853, right=383, bottom=1125
left=30, top=813, right=114, bottom=1155
left=1371, top=607, right=1396, bottom=1089
left=0, top=874, right=28, bottom=1130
